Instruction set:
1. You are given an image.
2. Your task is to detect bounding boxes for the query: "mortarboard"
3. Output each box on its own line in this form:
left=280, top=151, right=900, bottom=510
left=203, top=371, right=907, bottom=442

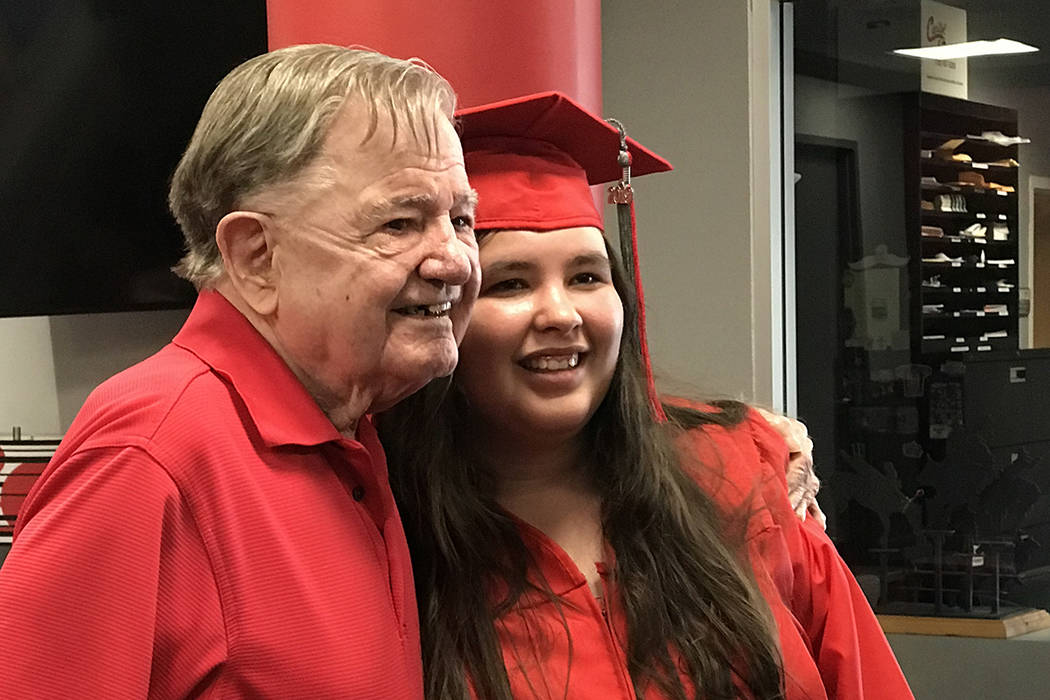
left=455, top=91, right=672, bottom=420
left=456, top=91, right=672, bottom=231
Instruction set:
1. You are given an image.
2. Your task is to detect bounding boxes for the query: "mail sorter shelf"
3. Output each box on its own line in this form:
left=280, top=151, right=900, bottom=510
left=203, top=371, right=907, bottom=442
left=921, top=129, right=1023, bottom=144
left=920, top=334, right=1015, bottom=355
left=920, top=211, right=1015, bottom=222
left=920, top=194, right=1016, bottom=215
left=921, top=235, right=1013, bottom=245
left=905, top=93, right=1024, bottom=357
left=852, top=93, right=1037, bottom=622
left=921, top=185, right=1017, bottom=199
left=920, top=159, right=1020, bottom=175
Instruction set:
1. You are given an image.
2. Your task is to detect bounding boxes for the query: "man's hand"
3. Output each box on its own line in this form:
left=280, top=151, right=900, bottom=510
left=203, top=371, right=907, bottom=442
left=756, top=408, right=826, bottom=529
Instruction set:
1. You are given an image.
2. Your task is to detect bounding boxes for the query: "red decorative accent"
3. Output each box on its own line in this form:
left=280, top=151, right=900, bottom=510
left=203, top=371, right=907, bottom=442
left=0, top=463, right=42, bottom=537
left=628, top=201, right=666, bottom=422
left=265, top=0, right=603, bottom=113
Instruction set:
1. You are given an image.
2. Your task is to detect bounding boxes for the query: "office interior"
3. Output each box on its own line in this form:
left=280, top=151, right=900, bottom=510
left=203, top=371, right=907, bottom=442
left=4, top=1, right=1050, bottom=697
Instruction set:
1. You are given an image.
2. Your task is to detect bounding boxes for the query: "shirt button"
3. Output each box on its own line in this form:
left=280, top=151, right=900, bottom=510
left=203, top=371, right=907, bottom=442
left=352, top=485, right=365, bottom=501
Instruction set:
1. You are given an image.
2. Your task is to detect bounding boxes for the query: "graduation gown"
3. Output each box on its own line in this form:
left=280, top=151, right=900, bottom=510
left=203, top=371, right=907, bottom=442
left=491, top=408, right=913, bottom=699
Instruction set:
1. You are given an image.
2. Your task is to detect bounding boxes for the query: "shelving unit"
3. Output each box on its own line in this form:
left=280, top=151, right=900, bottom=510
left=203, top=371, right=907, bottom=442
left=904, top=93, right=1023, bottom=358
left=835, top=93, right=1040, bottom=620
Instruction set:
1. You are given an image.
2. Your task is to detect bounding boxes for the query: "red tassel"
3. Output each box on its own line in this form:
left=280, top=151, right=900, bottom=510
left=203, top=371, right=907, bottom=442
left=627, top=200, right=667, bottom=422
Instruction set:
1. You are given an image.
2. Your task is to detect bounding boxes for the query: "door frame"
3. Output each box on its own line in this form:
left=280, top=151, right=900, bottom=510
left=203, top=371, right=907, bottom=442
left=1028, top=175, right=1050, bottom=348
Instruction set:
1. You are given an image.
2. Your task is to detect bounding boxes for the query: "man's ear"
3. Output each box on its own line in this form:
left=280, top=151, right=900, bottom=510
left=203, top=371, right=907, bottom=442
left=215, top=211, right=279, bottom=316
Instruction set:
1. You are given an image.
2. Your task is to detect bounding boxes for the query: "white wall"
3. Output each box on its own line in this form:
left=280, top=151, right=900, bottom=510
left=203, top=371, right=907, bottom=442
left=0, top=310, right=188, bottom=435
left=0, top=317, right=60, bottom=436
left=48, top=310, right=190, bottom=428
left=602, top=0, right=777, bottom=404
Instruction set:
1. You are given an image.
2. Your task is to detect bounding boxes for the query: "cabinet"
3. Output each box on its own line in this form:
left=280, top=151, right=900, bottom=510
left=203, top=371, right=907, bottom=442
left=904, top=93, right=1023, bottom=357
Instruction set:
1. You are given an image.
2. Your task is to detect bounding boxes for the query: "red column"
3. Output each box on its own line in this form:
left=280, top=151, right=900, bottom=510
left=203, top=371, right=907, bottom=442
left=265, top=0, right=601, bottom=113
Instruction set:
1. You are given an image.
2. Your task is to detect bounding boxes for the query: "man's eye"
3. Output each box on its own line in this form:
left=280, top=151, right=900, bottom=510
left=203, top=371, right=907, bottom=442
left=451, top=215, right=475, bottom=231
left=384, top=218, right=412, bottom=232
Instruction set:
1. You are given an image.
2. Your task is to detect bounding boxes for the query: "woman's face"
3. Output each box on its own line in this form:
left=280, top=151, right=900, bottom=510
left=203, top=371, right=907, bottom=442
left=455, top=226, right=624, bottom=442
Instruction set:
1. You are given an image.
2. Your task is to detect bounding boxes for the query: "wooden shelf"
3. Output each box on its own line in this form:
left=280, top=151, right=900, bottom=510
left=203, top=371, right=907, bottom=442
left=921, top=185, right=1016, bottom=197
left=921, top=129, right=1027, bottom=146
left=921, top=211, right=1014, bottom=220
left=878, top=608, right=1050, bottom=639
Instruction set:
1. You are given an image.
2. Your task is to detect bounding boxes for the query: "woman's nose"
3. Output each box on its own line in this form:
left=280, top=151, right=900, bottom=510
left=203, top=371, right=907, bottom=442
left=534, top=285, right=582, bottom=332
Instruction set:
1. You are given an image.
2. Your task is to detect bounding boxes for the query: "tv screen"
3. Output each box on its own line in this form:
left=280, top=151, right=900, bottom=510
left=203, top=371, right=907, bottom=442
left=0, top=1, right=268, bottom=317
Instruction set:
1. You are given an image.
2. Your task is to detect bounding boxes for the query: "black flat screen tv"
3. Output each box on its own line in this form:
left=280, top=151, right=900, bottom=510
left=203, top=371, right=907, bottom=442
left=0, top=1, right=268, bottom=317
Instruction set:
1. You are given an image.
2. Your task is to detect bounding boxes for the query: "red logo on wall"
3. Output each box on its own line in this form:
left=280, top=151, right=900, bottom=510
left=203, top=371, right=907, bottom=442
left=0, top=444, right=52, bottom=541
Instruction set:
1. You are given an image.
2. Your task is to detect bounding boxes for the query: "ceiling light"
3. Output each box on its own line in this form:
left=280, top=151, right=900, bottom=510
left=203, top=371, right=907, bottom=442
left=893, top=38, right=1039, bottom=60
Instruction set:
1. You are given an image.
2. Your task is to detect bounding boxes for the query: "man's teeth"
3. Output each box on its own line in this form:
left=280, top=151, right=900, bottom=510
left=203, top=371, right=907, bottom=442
left=522, top=353, right=580, bottom=371
left=398, top=301, right=452, bottom=317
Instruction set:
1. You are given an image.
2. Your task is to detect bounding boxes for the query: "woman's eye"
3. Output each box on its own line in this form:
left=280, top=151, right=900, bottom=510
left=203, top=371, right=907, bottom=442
left=483, top=278, right=526, bottom=295
left=571, top=272, right=604, bottom=285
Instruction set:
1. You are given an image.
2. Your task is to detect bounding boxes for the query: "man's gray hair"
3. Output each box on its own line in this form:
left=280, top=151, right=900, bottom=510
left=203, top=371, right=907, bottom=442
left=168, top=44, right=457, bottom=287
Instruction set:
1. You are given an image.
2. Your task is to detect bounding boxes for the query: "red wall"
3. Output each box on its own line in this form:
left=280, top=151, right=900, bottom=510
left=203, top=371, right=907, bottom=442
left=265, top=0, right=602, bottom=113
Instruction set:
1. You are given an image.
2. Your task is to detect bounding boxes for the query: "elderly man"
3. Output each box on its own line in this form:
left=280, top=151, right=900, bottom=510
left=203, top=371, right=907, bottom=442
left=0, top=45, right=477, bottom=698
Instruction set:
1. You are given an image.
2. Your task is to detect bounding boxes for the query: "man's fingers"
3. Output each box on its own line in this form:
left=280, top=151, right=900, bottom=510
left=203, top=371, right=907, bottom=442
left=788, top=481, right=811, bottom=510
left=808, top=501, right=828, bottom=530
left=795, top=499, right=808, bottom=521
left=758, top=408, right=822, bottom=526
left=786, top=454, right=814, bottom=493
left=807, top=472, right=820, bottom=493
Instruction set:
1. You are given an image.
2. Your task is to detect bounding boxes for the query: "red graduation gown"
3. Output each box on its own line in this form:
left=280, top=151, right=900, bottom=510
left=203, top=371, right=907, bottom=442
left=491, top=408, right=913, bottom=699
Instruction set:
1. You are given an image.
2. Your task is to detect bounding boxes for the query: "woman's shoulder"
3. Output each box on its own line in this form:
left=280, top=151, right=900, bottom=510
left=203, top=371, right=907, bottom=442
left=666, top=399, right=789, bottom=481
left=667, top=398, right=793, bottom=534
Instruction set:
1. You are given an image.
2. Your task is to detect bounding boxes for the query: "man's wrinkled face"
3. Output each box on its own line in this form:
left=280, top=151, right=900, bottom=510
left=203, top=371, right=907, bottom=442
left=267, top=102, right=479, bottom=417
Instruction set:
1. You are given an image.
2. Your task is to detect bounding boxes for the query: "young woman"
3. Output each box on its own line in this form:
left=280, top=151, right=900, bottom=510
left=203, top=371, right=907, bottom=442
left=379, top=92, right=911, bottom=700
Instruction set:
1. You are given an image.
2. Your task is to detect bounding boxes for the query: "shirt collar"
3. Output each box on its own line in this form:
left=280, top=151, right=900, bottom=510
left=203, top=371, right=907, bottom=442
left=172, top=290, right=346, bottom=449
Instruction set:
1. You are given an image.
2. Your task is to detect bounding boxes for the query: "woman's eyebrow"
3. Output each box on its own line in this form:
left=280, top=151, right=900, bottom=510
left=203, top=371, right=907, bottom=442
left=481, top=260, right=533, bottom=276
left=567, top=253, right=611, bottom=268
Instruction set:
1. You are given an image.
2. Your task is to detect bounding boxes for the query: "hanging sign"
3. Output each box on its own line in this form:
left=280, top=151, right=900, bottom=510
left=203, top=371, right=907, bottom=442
left=921, top=0, right=968, bottom=98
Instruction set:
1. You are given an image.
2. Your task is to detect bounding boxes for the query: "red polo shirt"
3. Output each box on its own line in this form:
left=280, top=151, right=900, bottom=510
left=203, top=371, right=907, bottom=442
left=0, top=291, right=422, bottom=698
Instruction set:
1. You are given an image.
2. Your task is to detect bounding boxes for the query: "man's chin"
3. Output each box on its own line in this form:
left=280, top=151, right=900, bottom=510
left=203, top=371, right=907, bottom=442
left=372, top=349, right=459, bottom=411
left=451, top=309, right=474, bottom=346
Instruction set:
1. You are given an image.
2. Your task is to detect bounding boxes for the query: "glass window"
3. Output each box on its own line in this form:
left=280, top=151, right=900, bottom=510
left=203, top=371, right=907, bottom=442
left=792, top=0, right=1050, bottom=625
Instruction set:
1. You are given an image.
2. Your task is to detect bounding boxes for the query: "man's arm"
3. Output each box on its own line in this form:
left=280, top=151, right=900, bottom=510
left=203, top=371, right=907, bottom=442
left=0, top=445, right=223, bottom=698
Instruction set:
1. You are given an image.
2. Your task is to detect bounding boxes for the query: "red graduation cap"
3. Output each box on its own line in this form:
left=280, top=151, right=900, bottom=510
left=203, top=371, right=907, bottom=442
left=455, top=91, right=672, bottom=420
left=457, top=91, right=671, bottom=231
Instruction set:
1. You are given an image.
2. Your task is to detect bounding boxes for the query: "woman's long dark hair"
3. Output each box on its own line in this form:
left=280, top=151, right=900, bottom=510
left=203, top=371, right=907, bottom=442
left=378, top=232, right=784, bottom=699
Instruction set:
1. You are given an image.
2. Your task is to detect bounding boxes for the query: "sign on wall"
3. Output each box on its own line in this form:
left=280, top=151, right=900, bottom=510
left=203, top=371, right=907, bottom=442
left=921, top=0, right=968, bottom=98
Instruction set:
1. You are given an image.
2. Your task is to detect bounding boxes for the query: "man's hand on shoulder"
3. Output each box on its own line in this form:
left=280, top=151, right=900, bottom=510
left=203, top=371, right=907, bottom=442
left=755, top=408, right=826, bottom=530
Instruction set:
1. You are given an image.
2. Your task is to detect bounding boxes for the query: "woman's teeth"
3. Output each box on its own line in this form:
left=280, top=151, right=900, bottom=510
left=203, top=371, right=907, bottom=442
left=522, top=353, right=580, bottom=371
left=397, top=301, right=452, bottom=317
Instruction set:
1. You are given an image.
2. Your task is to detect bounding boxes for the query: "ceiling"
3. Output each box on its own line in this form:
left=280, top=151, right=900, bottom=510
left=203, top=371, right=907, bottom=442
left=795, top=0, right=1050, bottom=89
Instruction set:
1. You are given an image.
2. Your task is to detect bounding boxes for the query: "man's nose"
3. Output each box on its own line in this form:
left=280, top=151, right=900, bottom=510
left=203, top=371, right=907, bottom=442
left=534, top=285, right=582, bottom=332
left=418, top=219, right=471, bottom=286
